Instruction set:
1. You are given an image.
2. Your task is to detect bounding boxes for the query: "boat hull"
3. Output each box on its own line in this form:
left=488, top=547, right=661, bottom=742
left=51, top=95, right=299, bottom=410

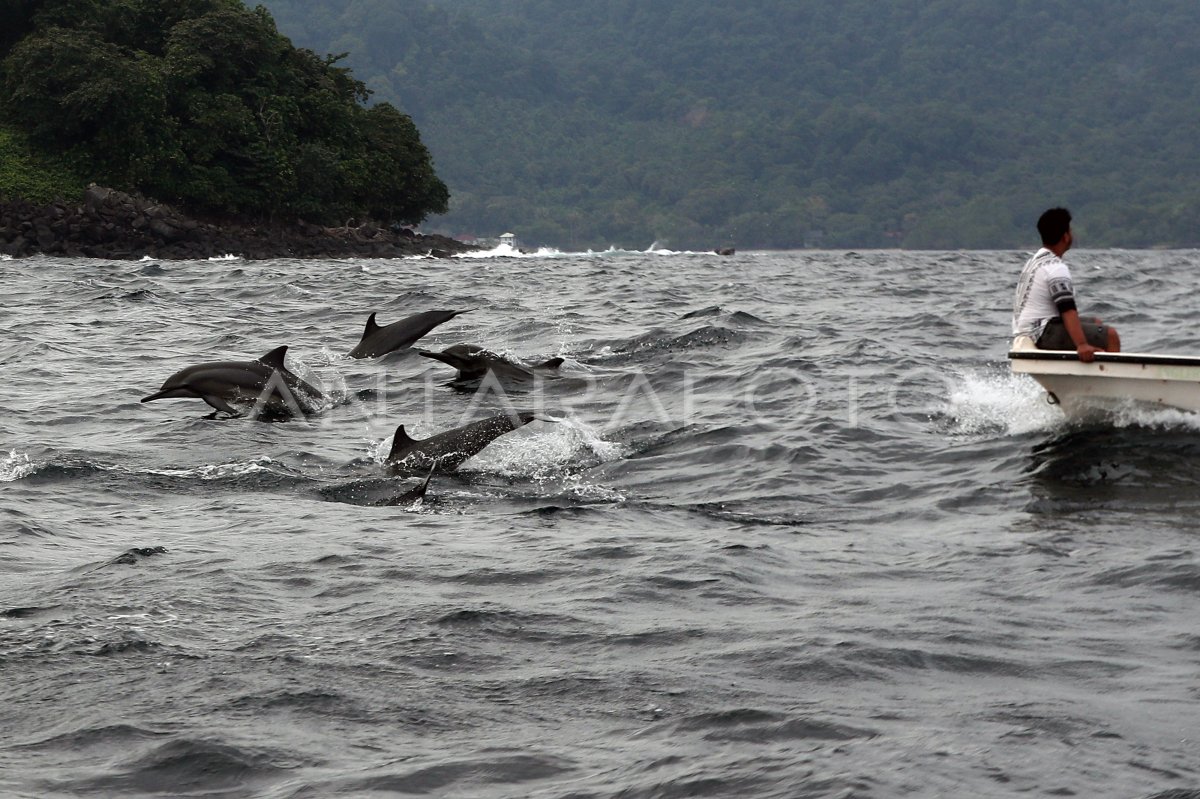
left=1009, top=337, right=1200, bottom=415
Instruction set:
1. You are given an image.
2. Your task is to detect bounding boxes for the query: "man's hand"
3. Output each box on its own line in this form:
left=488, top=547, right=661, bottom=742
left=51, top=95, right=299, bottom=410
left=1076, top=343, right=1104, bottom=363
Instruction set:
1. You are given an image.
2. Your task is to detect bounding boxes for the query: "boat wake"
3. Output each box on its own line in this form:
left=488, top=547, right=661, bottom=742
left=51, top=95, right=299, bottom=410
left=944, top=366, right=1200, bottom=439
left=941, top=368, right=1065, bottom=437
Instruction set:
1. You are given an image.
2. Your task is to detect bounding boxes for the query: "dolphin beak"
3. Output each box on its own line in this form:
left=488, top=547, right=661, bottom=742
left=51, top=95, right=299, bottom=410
left=141, top=388, right=192, bottom=403
left=416, top=350, right=459, bottom=367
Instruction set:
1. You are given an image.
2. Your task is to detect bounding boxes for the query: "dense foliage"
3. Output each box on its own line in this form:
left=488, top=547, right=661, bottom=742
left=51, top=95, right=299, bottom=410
left=0, top=125, right=87, bottom=203
left=0, top=0, right=448, bottom=224
left=263, top=0, right=1200, bottom=249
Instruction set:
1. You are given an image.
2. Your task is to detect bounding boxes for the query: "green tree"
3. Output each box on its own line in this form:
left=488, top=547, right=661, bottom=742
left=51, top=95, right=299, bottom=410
left=0, top=0, right=448, bottom=225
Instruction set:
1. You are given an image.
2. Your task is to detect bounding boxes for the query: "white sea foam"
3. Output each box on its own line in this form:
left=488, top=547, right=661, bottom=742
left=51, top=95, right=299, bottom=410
left=942, top=367, right=1065, bottom=436
left=367, top=433, right=392, bottom=464
left=566, top=482, right=627, bottom=502
left=463, top=416, right=629, bottom=479
left=455, top=243, right=564, bottom=259
left=1095, top=401, right=1200, bottom=431
left=280, top=352, right=339, bottom=409
left=643, top=241, right=705, bottom=255
left=944, top=366, right=1200, bottom=436
left=547, top=415, right=630, bottom=462
left=0, top=450, right=36, bottom=482
left=140, top=456, right=280, bottom=479
left=449, top=241, right=720, bottom=259
left=375, top=416, right=629, bottom=479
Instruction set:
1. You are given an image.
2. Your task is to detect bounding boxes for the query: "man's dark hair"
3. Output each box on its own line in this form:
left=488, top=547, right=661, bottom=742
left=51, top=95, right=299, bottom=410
left=1037, top=207, right=1072, bottom=247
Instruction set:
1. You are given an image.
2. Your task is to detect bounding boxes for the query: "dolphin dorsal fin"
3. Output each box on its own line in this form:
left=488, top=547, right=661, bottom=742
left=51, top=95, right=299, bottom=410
left=362, top=313, right=381, bottom=340
left=414, top=464, right=436, bottom=498
left=388, top=424, right=421, bottom=461
left=259, top=346, right=289, bottom=370
left=540, top=357, right=564, bottom=370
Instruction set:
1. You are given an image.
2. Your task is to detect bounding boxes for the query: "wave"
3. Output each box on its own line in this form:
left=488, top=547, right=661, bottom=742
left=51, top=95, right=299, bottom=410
left=452, top=242, right=730, bottom=260
left=13, top=723, right=170, bottom=751
left=91, top=287, right=160, bottom=302
left=670, top=708, right=877, bottom=743
left=10, top=454, right=307, bottom=495
left=138, top=457, right=286, bottom=480
left=49, top=738, right=297, bottom=796
left=313, top=753, right=574, bottom=795
left=453, top=243, right=565, bottom=259
left=1, top=450, right=36, bottom=481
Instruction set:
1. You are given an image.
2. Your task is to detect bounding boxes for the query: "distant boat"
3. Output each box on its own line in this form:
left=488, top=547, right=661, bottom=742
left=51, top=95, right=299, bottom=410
left=1009, top=334, right=1200, bottom=414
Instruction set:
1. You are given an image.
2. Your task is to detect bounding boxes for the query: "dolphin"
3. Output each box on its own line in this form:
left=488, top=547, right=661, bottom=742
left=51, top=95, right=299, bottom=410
left=417, top=344, right=564, bottom=384
left=320, top=467, right=435, bottom=507
left=316, top=466, right=435, bottom=507
left=141, top=345, right=324, bottom=418
left=348, top=310, right=470, bottom=358
left=389, top=466, right=435, bottom=505
left=386, top=411, right=536, bottom=473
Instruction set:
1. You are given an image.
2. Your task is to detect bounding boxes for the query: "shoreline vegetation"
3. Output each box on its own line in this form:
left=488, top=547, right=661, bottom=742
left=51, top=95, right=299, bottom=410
left=0, top=185, right=475, bottom=260
left=1, top=0, right=459, bottom=260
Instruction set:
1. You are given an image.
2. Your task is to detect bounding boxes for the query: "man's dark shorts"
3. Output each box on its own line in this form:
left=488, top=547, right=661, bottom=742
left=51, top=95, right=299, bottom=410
left=1036, top=317, right=1111, bottom=350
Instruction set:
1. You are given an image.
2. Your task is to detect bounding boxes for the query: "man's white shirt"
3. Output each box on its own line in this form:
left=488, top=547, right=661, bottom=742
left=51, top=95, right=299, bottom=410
left=1012, top=247, right=1075, bottom=338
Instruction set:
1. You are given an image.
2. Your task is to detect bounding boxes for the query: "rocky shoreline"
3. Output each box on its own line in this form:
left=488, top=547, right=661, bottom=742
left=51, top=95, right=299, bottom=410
left=0, top=186, right=477, bottom=260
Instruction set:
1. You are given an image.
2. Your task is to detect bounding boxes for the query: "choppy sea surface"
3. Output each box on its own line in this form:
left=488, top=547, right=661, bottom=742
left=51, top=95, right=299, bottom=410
left=2, top=246, right=1199, bottom=798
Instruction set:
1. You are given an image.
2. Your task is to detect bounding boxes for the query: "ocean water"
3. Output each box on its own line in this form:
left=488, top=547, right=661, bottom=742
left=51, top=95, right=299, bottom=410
left=2, top=247, right=1199, bottom=798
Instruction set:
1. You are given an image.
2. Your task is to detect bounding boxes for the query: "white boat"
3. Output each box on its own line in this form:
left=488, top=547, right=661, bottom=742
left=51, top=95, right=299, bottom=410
left=1009, top=335, right=1200, bottom=414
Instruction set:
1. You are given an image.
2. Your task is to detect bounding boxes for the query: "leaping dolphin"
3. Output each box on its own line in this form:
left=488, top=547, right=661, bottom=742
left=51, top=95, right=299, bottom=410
left=141, top=345, right=324, bottom=418
left=417, top=344, right=564, bottom=384
left=348, top=310, right=470, bottom=358
left=386, top=411, right=535, bottom=473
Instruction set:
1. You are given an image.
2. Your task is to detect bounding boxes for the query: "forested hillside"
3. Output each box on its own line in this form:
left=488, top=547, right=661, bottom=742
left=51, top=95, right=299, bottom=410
left=262, top=0, right=1200, bottom=249
left=0, top=0, right=448, bottom=225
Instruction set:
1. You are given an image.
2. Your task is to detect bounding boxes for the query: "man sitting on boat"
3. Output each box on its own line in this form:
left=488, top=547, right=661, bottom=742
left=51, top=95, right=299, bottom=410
left=1012, top=207, right=1121, bottom=363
